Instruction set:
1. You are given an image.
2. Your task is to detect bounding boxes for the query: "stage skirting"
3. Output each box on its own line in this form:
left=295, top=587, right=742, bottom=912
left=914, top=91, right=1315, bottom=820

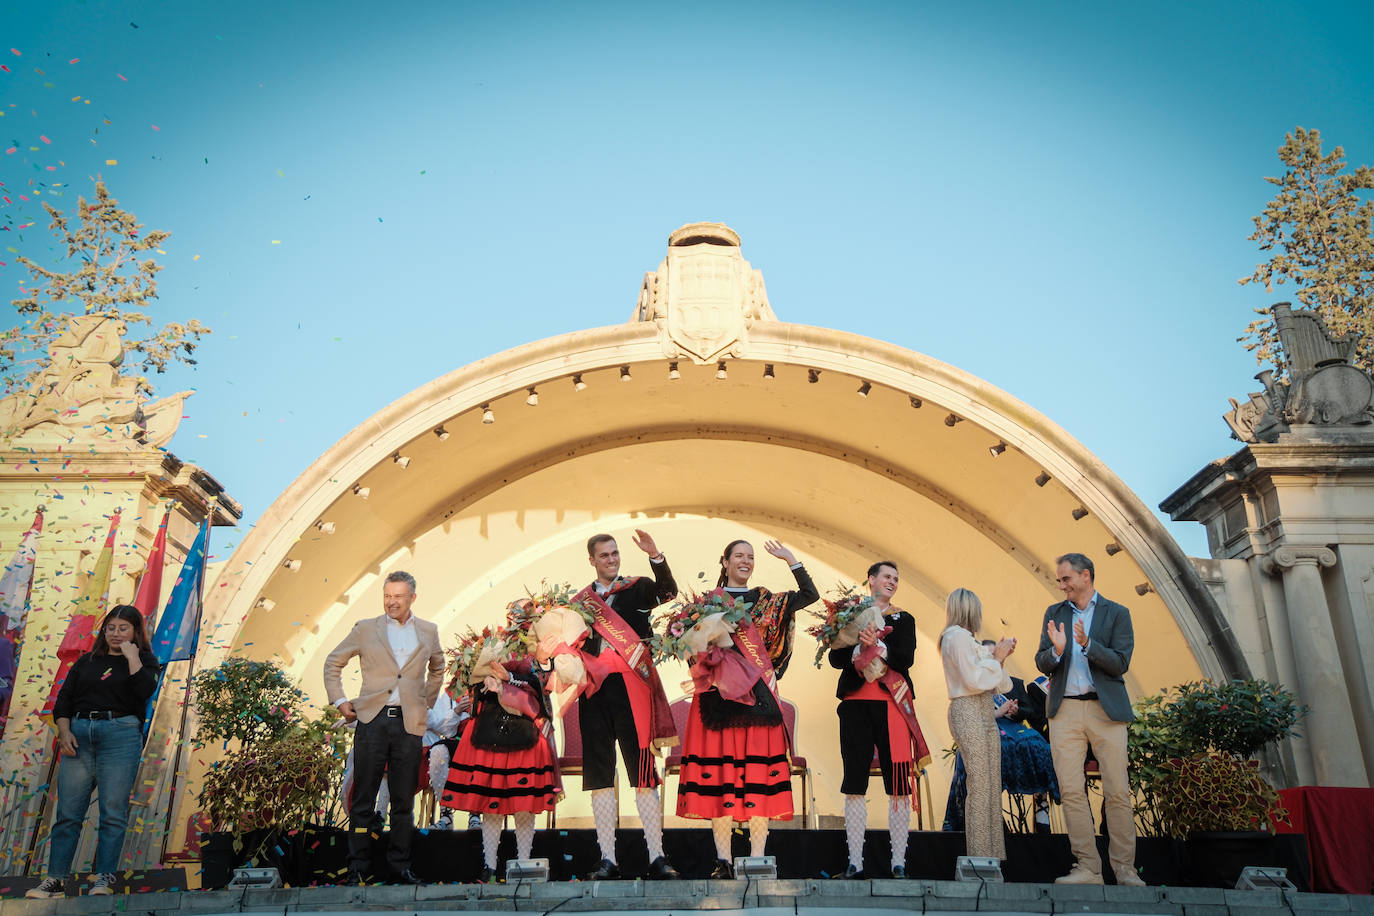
left=1279, top=787, right=1374, bottom=895
left=201, top=826, right=1310, bottom=890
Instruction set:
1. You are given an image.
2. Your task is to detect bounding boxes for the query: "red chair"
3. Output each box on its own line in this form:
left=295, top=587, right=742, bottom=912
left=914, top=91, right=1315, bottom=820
left=778, top=697, right=816, bottom=828
left=552, top=697, right=616, bottom=827
left=660, top=697, right=694, bottom=816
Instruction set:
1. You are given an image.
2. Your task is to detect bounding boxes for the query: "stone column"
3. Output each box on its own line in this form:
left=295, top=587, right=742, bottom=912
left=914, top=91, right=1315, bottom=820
left=1266, top=546, right=1365, bottom=786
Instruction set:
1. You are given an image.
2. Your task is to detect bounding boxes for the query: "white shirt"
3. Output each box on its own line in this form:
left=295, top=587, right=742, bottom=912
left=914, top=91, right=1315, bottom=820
left=1052, top=592, right=1098, bottom=697
left=940, top=625, right=1012, bottom=699
left=385, top=615, right=419, bottom=704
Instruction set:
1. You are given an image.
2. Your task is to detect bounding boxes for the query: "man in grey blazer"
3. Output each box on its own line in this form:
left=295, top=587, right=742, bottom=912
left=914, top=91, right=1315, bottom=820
left=1034, top=553, right=1144, bottom=887
left=324, top=570, right=446, bottom=884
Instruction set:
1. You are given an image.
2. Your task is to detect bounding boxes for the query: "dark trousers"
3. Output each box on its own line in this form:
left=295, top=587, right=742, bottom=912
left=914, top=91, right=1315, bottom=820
left=838, top=699, right=896, bottom=795
left=579, top=674, right=646, bottom=790
left=349, top=709, right=421, bottom=875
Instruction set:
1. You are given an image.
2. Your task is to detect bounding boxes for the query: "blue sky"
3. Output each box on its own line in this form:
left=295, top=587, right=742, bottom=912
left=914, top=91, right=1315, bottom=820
left=3, top=0, right=1372, bottom=558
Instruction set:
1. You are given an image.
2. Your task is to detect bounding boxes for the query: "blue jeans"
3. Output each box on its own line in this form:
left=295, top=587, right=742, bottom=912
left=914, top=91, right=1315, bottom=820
left=49, top=715, right=143, bottom=876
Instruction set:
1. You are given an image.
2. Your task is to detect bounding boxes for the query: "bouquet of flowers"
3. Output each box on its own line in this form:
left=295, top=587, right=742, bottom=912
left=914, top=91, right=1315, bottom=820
left=447, top=625, right=521, bottom=693
left=805, top=584, right=884, bottom=670
left=650, top=591, right=753, bottom=663
left=508, top=582, right=598, bottom=699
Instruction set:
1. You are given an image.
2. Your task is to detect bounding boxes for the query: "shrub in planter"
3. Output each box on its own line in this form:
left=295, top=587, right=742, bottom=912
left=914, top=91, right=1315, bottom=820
left=1153, top=753, right=1286, bottom=837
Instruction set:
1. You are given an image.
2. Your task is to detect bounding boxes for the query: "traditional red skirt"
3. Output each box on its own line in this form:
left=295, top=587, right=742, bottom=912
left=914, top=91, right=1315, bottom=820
left=442, top=734, right=560, bottom=816
left=675, top=692, right=794, bottom=821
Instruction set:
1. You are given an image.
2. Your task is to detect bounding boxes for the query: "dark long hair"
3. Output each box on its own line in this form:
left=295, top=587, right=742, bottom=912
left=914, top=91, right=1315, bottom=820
left=89, top=604, right=151, bottom=657
left=716, top=539, right=752, bottom=589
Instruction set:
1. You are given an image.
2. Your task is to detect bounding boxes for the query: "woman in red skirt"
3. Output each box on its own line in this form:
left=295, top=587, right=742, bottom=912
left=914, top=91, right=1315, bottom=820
left=677, top=538, right=818, bottom=877
left=442, top=655, right=561, bottom=881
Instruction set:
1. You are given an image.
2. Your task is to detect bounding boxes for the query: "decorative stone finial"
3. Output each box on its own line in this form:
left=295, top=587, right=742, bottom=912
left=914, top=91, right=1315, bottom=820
left=1224, top=303, right=1374, bottom=442
left=633, top=222, right=776, bottom=364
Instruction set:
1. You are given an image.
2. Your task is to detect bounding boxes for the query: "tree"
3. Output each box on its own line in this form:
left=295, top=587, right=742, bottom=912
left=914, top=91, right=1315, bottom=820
left=1239, top=127, right=1374, bottom=374
left=2, top=180, right=209, bottom=397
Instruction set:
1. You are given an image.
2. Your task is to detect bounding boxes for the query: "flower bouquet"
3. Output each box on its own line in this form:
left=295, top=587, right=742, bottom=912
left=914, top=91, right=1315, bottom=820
left=447, top=625, right=521, bottom=693
left=806, top=585, right=885, bottom=678
left=649, top=591, right=753, bottom=664
left=508, top=582, right=598, bottom=702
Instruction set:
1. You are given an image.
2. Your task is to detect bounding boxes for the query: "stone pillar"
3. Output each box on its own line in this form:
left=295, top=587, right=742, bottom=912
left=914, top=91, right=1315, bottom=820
left=1266, top=546, right=1365, bottom=786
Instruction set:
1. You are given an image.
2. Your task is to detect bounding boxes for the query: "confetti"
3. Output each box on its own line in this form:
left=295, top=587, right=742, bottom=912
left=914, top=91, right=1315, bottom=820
left=105, top=159, right=117, bottom=165
left=117, top=73, right=127, bottom=81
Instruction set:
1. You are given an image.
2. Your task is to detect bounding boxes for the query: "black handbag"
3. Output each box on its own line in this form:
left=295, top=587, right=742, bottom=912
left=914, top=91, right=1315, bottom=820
left=469, top=707, right=538, bottom=751
left=698, top=679, right=783, bottom=730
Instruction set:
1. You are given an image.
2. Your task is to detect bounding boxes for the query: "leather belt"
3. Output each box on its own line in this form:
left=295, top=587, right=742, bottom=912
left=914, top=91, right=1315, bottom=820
left=73, top=710, right=118, bottom=719
left=382, top=705, right=404, bottom=717
left=1064, top=692, right=1099, bottom=701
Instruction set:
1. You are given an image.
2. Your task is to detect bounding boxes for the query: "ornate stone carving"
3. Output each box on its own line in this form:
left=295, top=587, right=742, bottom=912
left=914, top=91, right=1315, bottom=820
left=633, top=222, right=776, bottom=364
left=0, top=314, right=191, bottom=448
left=1225, top=303, right=1374, bottom=442
left=1264, top=545, right=1338, bottom=574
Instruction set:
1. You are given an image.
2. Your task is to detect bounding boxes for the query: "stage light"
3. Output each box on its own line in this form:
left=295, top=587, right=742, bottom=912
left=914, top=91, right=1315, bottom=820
left=314, top=520, right=336, bottom=535
left=808, top=369, right=820, bottom=384
left=255, top=597, right=275, bottom=612
left=481, top=404, right=495, bottom=424
left=954, top=856, right=1003, bottom=883
left=352, top=484, right=370, bottom=499
left=944, top=413, right=962, bottom=427
left=1105, top=542, right=1123, bottom=556
left=392, top=452, right=410, bottom=469
left=909, top=396, right=922, bottom=408
left=989, top=442, right=1007, bottom=457
left=668, top=362, right=681, bottom=380
left=620, top=365, right=633, bottom=382
left=526, top=387, right=539, bottom=406
left=733, top=855, right=777, bottom=879
left=1236, top=867, right=1296, bottom=891
left=229, top=867, right=281, bottom=889
left=1135, top=582, right=1154, bottom=596
left=716, top=361, right=728, bottom=380
left=505, top=858, right=550, bottom=882
left=433, top=426, right=450, bottom=441
left=283, top=558, right=302, bottom=572
left=1072, top=507, right=1089, bottom=521
left=1034, top=472, right=1050, bottom=487
left=573, top=374, right=587, bottom=391
left=763, top=364, right=775, bottom=380
left=857, top=381, right=871, bottom=397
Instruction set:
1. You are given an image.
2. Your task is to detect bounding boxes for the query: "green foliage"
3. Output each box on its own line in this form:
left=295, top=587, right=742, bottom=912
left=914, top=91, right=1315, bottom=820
left=2, top=180, right=210, bottom=397
left=1152, top=753, right=1287, bottom=838
left=1239, top=127, right=1374, bottom=374
left=1129, top=679, right=1306, bottom=837
left=191, top=658, right=311, bottom=748
left=193, top=659, right=350, bottom=837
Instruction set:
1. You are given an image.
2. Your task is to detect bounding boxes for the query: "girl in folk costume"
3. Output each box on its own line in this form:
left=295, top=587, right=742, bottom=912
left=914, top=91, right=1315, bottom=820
left=676, top=538, right=818, bottom=879
left=825, top=561, right=932, bottom=879
left=441, top=630, right=562, bottom=882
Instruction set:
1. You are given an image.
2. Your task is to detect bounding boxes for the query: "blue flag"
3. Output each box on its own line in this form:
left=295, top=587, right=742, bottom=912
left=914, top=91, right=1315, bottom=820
left=151, top=520, right=208, bottom=664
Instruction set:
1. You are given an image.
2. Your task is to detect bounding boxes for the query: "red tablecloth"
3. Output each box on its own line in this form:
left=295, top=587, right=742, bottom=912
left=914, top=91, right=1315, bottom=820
left=1278, top=787, right=1374, bottom=894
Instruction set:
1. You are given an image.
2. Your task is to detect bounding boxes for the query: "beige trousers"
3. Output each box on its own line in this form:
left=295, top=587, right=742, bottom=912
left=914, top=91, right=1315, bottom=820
left=1048, top=698, right=1135, bottom=877
left=948, top=693, right=1004, bottom=860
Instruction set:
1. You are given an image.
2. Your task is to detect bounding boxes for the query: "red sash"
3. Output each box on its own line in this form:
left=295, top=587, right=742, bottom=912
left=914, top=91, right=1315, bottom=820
left=713, top=601, right=797, bottom=755
left=574, top=584, right=679, bottom=767
left=852, top=621, right=932, bottom=806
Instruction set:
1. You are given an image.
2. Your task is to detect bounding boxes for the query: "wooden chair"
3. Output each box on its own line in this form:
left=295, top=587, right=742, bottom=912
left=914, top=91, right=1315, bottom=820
left=869, top=752, right=933, bottom=829
left=778, top=697, right=817, bottom=828
left=660, top=697, right=694, bottom=817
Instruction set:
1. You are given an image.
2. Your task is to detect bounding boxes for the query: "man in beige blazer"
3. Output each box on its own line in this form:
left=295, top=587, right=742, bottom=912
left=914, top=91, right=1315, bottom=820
left=324, top=570, right=445, bottom=884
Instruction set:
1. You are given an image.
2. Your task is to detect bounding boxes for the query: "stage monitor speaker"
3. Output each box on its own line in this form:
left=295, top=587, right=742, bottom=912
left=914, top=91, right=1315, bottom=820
left=505, top=858, right=550, bottom=882
left=1236, top=866, right=1296, bottom=891
left=955, top=856, right=1004, bottom=883
left=228, top=867, right=282, bottom=889
left=733, top=855, right=778, bottom=879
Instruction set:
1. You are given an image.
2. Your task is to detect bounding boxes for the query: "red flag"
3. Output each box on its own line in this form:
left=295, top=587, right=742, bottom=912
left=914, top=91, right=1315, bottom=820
left=40, top=511, right=120, bottom=726
left=132, top=510, right=169, bottom=629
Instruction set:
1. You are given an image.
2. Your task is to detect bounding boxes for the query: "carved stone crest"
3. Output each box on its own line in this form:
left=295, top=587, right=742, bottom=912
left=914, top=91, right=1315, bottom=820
left=633, top=222, right=775, bottom=364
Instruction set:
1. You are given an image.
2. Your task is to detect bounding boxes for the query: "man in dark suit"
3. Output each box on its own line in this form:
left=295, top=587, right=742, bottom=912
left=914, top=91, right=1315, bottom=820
left=324, top=570, right=446, bottom=885
left=1034, top=553, right=1144, bottom=887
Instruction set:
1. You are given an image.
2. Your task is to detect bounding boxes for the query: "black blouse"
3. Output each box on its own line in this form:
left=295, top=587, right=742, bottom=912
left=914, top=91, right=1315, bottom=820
left=51, top=649, right=161, bottom=722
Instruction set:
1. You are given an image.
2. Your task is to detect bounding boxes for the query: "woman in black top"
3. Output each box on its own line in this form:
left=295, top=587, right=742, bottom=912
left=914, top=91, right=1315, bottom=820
left=27, top=605, right=160, bottom=898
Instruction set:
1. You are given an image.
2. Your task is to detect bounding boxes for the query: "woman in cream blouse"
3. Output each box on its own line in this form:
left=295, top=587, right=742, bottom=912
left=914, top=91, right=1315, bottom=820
left=939, top=587, right=1016, bottom=860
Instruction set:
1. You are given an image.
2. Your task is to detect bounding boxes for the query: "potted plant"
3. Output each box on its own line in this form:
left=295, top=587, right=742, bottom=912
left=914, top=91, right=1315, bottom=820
left=1128, top=678, right=1307, bottom=887
left=192, top=659, right=350, bottom=886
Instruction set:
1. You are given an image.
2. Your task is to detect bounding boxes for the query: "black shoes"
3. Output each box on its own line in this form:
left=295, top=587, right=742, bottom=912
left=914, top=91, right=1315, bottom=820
left=337, top=869, right=365, bottom=886
left=390, top=868, right=424, bottom=886
left=709, top=858, right=735, bottom=879
left=839, top=863, right=865, bottom=879
left=646, top=856, right=680, bottom=879
left=587, top=858, right=621, bottom=880
left=475, top=865, right=495, bottom=884
left=890, top=865, right=907, bottom=878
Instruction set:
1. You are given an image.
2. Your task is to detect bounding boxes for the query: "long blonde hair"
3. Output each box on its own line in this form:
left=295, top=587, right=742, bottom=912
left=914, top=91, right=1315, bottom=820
left=939, top=587, right=983, bottom=649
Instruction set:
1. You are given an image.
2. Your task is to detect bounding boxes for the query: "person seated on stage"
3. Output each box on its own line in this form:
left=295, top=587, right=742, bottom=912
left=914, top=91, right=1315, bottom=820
left=676, top=538, right=818, bottom=879
left=441, top=634, right=561, bottom=883
left=941, top=646, right=1057, bottom=836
